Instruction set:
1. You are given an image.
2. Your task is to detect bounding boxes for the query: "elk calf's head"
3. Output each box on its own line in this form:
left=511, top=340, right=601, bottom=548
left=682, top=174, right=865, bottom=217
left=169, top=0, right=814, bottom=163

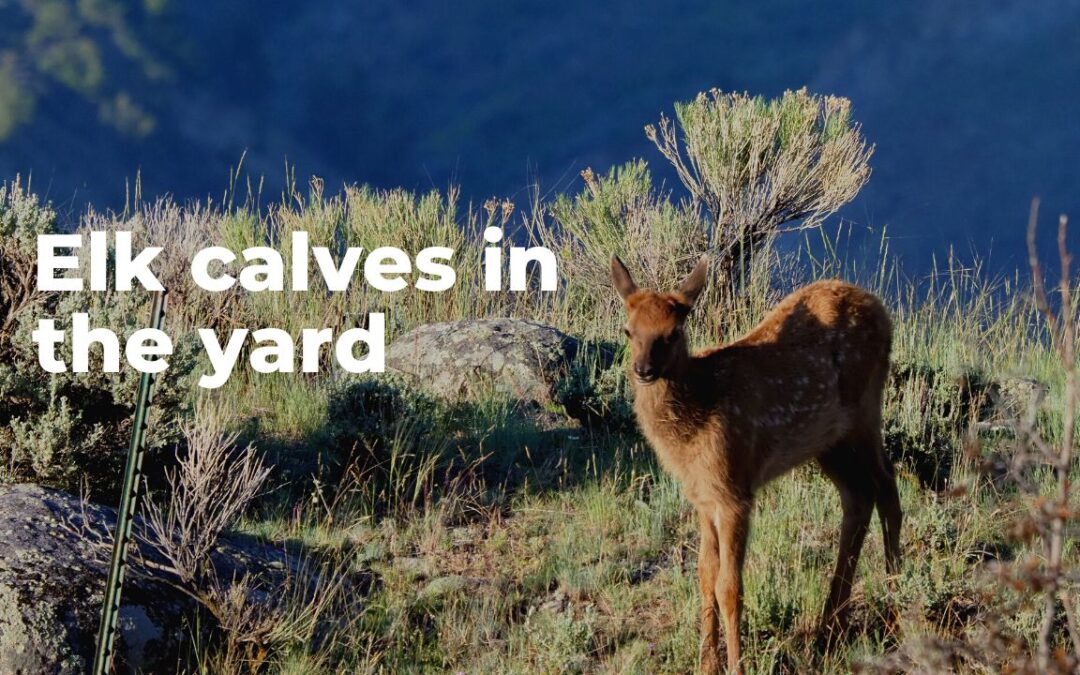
left=610, top=255, right=709, bottom=384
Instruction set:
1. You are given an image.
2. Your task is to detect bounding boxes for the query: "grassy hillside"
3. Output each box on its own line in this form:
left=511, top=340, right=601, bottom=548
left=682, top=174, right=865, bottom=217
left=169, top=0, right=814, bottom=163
left=2, top=0, right=1079, bottom=273
left=1, top=162, right=1076, bottom=672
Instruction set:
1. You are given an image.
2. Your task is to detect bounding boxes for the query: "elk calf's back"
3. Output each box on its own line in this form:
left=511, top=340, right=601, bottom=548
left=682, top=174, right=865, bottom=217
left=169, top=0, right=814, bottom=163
left=611, top=256, right=901, bottom=675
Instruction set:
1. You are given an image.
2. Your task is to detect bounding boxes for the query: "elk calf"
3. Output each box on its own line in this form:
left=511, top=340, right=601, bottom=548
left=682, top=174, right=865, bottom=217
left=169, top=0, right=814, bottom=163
left=611, top=256, right=901, bottom=675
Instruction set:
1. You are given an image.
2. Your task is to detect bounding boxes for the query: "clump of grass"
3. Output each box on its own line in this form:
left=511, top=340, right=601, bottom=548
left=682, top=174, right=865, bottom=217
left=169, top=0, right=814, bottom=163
left=863, top=206, right=1080, bottom=673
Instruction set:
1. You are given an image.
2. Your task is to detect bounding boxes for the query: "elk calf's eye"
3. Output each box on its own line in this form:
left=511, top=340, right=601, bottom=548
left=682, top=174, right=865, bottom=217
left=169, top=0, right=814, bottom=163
left=623, top=328, right=631, bottom=337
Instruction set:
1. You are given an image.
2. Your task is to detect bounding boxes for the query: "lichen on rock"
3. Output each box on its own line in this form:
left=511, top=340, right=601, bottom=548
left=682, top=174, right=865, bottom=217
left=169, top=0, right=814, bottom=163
left=386, top=318, right=614, bottom=414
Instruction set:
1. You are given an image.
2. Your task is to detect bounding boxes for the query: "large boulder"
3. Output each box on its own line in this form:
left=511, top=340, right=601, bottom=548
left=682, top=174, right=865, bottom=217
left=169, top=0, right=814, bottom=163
left=386, top=318, right=611, bottom=407
left=0, top=484, right=302, bottom=674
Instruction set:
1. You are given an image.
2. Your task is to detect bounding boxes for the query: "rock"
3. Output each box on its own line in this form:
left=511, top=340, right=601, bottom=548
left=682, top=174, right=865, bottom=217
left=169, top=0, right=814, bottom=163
left=538, top=588, right=569, bottom=613
left=393, top=556, right=434, bottom=582
left=415, top=575, right=487, bottom=607
left=0, top=484, right=315, bottom=674
left=386, top=318, right=612, bottom=407
left=973, top=377, right=1050, bottom=434
left=989, top=376, right=1048, bottom=419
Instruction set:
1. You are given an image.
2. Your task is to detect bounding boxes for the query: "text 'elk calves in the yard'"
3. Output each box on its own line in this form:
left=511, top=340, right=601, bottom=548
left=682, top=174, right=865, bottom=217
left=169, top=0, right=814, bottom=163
left=611, top=256, right=902, bottom=675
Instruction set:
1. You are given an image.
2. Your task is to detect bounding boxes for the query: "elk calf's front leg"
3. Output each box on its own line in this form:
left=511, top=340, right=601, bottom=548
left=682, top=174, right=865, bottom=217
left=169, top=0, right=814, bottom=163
left=697, top=511, right=721, bottom=674
left=715, top=504, right=750, bottom=675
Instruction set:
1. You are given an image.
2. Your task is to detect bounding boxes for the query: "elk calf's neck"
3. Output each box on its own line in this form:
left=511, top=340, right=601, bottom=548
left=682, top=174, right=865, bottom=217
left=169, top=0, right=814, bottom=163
left=611, top=256, right=901, bottom=675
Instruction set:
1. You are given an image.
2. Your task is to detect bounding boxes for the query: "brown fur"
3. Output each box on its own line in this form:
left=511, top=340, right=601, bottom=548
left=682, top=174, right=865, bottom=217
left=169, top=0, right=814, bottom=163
left=611, top=256, right=902, bottom=675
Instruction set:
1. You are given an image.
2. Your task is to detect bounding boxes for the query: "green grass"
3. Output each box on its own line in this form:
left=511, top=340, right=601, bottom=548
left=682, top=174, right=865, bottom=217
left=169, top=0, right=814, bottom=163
left=183, top=185, right=1071, bottom=672
left=243, top=445, right=1057, bottom=673
left=3, top=174, right=1073, bottom=673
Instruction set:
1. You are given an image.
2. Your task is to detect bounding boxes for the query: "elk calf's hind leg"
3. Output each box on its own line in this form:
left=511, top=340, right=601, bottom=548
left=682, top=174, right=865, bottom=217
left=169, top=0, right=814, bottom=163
left=874, top=459, right=903, bottom=575
left=818, top=449, right=875, bottom=637
left=823, top=492, right=873, bottom=632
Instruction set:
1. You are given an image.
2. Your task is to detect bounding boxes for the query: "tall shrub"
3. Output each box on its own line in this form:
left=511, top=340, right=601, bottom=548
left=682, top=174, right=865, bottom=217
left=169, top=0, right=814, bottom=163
left=646, top=88, right=873, bottom=294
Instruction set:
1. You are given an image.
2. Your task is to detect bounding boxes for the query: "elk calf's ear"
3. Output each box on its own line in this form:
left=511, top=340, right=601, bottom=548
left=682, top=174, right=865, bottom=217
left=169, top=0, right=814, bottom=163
left=677, top=256, right=710, bottom=307
left=610, top=255, right=638, bottom=301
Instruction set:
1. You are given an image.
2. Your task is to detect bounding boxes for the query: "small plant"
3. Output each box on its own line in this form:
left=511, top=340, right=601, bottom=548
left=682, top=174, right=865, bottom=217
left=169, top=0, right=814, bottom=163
left=325, top=375, right=439, bottom=447
left=554, top=344, right=634, bottom=432
left=973, top=206, right=1080, bottom=672
left=323, top=376, right=453, bottom=517
left=144, top=421, right=271, bottom=585
left=0, top=179, right=53, bottom=343
left=143, top=415, right=354, bottom=673
left=547, top=161, right=720, bottom=332
left=883, top=362, right=992, bottom=491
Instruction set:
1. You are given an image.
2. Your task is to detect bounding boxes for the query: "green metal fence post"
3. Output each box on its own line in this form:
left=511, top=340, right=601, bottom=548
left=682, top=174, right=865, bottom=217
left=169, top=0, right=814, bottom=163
left=92, top=289, right=167, bottom=675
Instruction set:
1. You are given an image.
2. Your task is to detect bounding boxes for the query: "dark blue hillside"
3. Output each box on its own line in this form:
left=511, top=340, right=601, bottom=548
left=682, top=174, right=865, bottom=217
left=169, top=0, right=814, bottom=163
left=1, top=0, right=1078, bottom=273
